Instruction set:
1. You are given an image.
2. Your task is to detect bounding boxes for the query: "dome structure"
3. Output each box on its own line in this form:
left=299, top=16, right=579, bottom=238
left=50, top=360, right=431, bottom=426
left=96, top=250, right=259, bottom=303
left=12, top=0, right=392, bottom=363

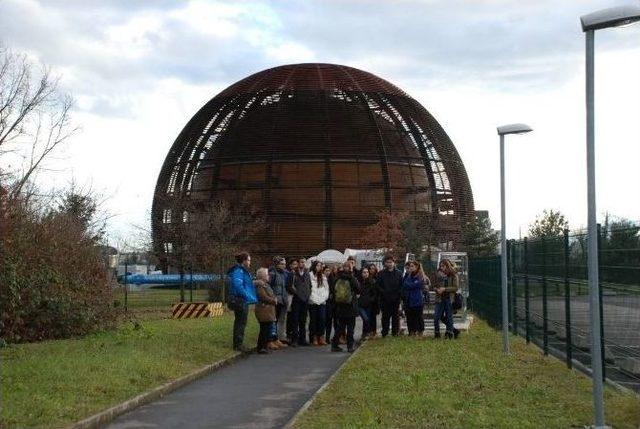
left=152, top=63, right=474, bottom=268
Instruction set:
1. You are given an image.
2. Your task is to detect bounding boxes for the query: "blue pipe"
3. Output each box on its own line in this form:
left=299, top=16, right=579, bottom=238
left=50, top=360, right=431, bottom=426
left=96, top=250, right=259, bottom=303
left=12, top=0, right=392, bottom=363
left=118, top=273, right=221, bottom=285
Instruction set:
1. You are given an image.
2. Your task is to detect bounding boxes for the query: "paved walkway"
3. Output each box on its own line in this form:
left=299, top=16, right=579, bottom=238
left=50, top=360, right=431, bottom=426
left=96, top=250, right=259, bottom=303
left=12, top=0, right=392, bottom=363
left=106, top=329, right=361, bottom=429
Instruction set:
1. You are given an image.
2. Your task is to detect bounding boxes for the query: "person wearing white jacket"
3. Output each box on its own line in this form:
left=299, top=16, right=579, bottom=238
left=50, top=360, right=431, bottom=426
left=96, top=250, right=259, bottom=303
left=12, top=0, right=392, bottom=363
left=308, top=260, right=330, bottom=346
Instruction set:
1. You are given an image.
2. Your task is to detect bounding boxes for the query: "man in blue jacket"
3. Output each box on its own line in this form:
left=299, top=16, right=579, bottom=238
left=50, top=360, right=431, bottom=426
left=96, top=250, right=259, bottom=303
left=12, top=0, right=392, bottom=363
left=227, top=251, right=257, bottom=352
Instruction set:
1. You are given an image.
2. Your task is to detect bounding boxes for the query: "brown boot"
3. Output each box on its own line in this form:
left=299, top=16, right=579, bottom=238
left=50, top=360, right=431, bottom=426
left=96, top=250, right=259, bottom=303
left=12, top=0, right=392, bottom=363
left=312, top=336, right=319, bottom=346
left=317, top=336, right=328, bottom=346
left=267, top=341, right=279, bottom=350
left=275, top=340, right=288, bottom=348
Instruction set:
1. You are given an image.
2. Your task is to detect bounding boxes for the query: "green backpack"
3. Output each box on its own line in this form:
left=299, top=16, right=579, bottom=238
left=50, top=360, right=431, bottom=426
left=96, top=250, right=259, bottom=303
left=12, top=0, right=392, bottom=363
left=334, top=278, right=352, bottom=304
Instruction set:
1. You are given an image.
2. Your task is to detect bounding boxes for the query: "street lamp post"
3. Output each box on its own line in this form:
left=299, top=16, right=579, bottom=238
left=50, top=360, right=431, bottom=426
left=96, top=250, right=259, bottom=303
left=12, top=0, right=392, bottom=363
left=580, top=5, right=640, bottom=429
left=497, top=123, right=533, bottom=355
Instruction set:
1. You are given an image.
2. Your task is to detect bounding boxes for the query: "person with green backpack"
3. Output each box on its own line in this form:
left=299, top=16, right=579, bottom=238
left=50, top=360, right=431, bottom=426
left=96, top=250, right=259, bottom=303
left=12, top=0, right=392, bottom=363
left=330, top=261, right=361, bottom=353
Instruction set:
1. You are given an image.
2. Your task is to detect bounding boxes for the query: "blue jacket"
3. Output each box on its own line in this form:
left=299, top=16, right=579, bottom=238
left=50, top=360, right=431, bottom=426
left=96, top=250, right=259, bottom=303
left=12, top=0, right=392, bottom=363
left=227, top=264, right=257, bottom=304
left=403, top=274, right=425, bottom=309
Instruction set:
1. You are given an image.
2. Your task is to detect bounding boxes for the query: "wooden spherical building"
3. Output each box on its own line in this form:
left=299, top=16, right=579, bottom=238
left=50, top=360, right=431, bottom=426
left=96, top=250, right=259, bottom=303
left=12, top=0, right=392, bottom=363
left=152, top=63, right=474, bottom=268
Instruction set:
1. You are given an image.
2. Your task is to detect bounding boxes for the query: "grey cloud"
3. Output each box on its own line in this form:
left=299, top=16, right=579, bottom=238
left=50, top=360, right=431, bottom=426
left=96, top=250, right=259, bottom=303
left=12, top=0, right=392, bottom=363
left=1, top=0, right=638, bottom=120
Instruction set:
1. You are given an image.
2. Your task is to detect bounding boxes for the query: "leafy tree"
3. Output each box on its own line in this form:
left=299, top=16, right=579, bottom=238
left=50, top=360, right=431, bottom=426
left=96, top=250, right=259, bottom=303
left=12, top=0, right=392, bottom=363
left=529, top=209, right=568, bottom=239
left=400, top=212, right=435, bottom=257
left=599, top=213, right=639, bottom=284
left=462, top=214, right=500, bottom=257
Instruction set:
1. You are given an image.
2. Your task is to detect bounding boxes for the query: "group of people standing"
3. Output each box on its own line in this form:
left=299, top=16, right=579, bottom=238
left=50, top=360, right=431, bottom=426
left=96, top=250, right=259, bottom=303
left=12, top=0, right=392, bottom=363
left=226, top=252, right=461, bottom=355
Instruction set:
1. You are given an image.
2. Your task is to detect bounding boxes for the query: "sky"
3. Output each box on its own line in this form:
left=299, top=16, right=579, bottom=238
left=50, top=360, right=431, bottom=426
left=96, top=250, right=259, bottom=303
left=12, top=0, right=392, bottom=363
left=1, top=0, right=639, bottom=246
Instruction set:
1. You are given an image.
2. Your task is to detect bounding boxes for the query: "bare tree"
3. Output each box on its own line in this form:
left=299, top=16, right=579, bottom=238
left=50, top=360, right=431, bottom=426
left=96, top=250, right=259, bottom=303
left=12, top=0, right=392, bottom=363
left=154, top=194, right=268, bottom=301
left=0, top=46, right=78, bottom=198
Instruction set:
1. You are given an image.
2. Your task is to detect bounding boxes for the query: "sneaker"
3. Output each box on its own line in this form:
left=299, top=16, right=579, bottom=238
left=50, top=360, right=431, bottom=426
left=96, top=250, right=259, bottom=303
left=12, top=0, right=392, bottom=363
left=298, top=341, right=310, bottom=347
left=347, top=347, right=355, bottom=353
left=445, top=331, right=453, bottom=339
left=434, top=332, right=441, bottom=339
left=257, top=348, right=269, bottom=354
left=331, top=346, right=343, bottom=352
left=453, top=329, right=460, bottom=339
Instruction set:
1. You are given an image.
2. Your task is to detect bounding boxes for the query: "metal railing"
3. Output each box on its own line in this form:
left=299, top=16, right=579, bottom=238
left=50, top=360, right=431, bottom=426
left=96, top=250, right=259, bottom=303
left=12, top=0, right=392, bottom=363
left=469, top=224, right=640, bottom=393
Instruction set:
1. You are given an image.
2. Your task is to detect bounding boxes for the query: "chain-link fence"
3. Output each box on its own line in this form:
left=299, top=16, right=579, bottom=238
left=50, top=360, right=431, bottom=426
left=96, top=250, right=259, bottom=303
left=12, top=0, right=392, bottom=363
left=469, top=223, right=640, bottom=393
left=113, top=270, right=230, bottom=318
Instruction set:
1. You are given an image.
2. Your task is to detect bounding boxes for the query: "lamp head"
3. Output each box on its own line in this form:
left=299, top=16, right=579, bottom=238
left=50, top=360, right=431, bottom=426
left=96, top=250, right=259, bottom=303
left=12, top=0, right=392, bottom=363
left=581, top=5, right=640, bottom=32
left=497, top=123, right=533, bottom=136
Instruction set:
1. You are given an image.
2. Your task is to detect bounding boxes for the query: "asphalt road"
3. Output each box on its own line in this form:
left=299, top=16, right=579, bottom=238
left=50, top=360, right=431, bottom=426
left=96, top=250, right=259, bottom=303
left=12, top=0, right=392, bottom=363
left=106, top=330, right=361, bottom=429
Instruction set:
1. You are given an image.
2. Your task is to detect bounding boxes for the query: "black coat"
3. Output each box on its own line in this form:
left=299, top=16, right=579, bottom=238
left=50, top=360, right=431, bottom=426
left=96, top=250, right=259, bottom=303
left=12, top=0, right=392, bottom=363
left=376, top=268, right=403, bottom=303
left=358, top=277, right=378, bottom=308
left=331, top=271, right=361, bottom=318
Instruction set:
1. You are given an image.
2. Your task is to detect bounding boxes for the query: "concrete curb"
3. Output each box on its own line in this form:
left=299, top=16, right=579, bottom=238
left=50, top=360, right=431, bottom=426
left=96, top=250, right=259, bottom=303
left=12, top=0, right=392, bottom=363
left=68, top=350, right=252, bottom=429
left=283, top=342, right=365, bottom=429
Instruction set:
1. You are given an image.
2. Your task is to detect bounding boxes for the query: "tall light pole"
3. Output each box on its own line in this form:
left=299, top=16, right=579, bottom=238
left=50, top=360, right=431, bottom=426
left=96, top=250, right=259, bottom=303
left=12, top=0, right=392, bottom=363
left=580, top=5, right=640, bottom=429
left=497, top=123, right=532, bottom=354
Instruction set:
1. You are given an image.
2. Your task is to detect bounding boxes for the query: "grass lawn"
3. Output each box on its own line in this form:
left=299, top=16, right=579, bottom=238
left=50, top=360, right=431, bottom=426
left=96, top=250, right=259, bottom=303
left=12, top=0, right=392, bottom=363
left=1, top=312, right=257, bottom=428
left=293, top=318, right=640, bottom=429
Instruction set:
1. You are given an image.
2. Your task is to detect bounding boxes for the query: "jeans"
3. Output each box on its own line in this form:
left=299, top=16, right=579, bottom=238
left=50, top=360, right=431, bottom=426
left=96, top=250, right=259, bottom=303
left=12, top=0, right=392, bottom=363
left=357, top=305, right=371, bottom=337
left=332, top=316, right=355, bottom=349
left=406, top=306, right=424, bottom=334
left=370, top=302, right=379, bottom=335
left=308, top=303, right=326, bottom=340
left=290, top=295, right=309, bottom=345
left=275, top=303, right=288, bottom=341
left=257, top=321, right=272, bottom=351
left=229, top=297, right=249, bottom=349
left=381, top=299, right=400, bottom=337
left=434, top=299, right=454, bottom=335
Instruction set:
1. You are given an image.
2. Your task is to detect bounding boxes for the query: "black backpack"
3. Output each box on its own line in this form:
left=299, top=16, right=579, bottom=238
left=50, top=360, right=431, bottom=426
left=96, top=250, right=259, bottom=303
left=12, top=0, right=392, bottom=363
left=452, top=292, right=463, bottom=312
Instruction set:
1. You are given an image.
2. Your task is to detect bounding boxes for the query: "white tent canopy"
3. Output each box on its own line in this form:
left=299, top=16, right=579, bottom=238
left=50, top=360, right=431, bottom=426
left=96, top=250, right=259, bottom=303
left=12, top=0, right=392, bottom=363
left=312, top=249, right=347, bottom=265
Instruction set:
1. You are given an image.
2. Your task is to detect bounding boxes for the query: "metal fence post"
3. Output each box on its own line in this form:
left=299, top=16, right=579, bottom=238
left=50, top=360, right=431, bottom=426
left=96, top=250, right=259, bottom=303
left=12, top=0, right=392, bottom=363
left=563, top=229, right=572, bottom=368
left=597, top=223, right=605, bottom=381
left=124, top=261, right=128, bottom=312
left=506, top=240, right=512, bottom=334
left=542, top=236, right=548, bottom=356
left=189, top=265, right=193, bottom=303
left=524, top=237, right=530, bottom=344
left=511, top=239, right=518, bottom=335
left=180, top=269, right=185, bottom=303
